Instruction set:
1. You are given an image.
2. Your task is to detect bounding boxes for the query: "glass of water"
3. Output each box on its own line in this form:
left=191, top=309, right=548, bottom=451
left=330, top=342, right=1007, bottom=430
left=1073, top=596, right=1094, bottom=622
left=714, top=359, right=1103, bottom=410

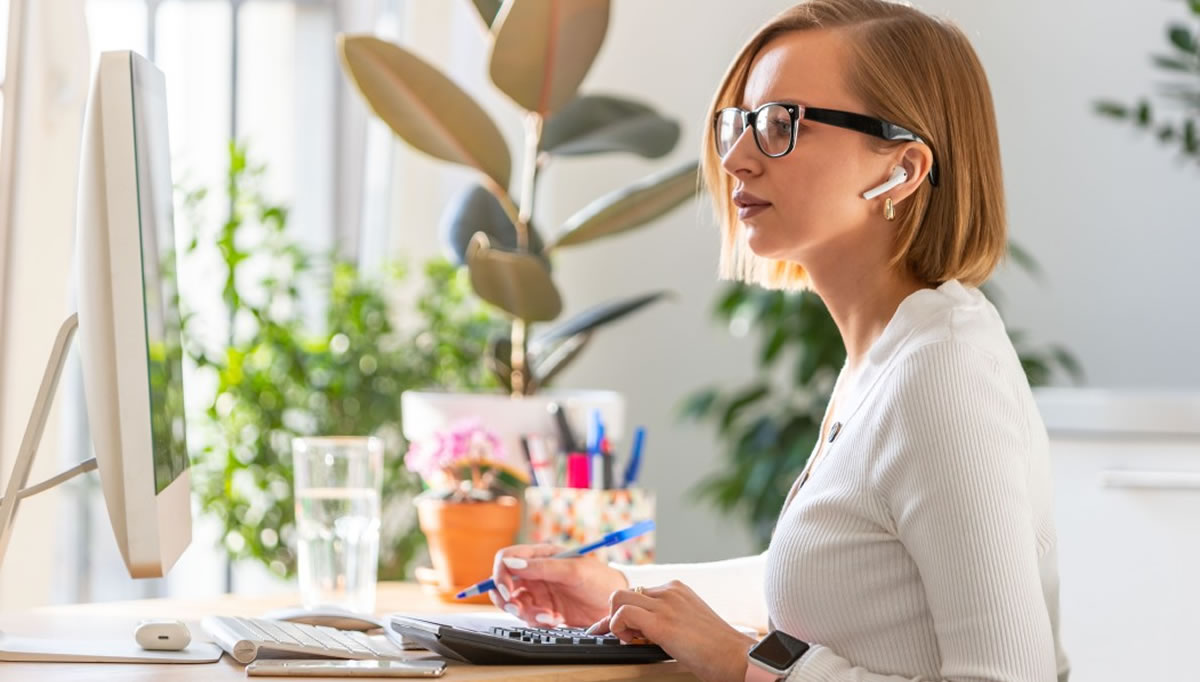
left=291, top=436, right=383, bottom=614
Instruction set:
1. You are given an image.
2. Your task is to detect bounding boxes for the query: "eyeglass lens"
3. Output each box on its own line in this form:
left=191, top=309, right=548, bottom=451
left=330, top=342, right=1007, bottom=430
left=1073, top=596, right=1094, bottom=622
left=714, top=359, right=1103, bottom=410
left=715, top=104, right=794, bottom=158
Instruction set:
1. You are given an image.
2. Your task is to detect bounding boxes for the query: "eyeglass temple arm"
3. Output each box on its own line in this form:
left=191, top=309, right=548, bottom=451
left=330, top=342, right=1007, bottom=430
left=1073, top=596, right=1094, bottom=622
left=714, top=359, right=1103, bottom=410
left=803, top=108, right=939, bottom=186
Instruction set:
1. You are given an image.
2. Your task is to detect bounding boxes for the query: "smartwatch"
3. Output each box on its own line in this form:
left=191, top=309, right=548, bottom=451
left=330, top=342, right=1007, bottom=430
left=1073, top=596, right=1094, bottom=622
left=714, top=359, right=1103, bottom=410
left=745, top=629, right=811, bottom=682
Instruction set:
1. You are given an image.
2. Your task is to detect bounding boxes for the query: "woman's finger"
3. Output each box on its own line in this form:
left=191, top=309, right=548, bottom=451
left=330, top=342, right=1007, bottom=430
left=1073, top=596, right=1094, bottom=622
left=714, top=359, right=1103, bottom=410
left=507, top=591, right=563, bottom=628
left=492, top=544, right=566, bottom=601
left=504, top=555, right=580, bottom=585
left=608, top=604, right=655, bottom=644
left=487, top=585, right=508, bottom=611
left=607, top=586, right=658, bottom=614
left=585, top=615, right=611, bottom=635
left=518, top=581, right=564, bottom=628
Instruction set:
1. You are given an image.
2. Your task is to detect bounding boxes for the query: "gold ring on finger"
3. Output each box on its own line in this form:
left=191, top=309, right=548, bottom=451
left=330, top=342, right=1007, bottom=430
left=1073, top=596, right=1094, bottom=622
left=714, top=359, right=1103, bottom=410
left=633, top=585, right=644, bottom=595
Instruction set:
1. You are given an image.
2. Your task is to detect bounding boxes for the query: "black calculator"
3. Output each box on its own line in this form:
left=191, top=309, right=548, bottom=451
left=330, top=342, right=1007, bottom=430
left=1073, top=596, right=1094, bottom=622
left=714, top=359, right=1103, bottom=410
left=389, top=613, right=672, bottom=665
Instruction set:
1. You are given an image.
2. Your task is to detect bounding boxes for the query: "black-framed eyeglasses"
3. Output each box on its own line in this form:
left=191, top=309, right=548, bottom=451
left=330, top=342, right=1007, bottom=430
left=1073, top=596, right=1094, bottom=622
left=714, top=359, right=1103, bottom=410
left=714, top=102, right=939, bottom=186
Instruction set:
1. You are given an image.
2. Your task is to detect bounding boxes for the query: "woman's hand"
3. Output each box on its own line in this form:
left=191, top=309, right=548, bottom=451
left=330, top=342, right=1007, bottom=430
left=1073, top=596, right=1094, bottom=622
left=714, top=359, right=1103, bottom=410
left=489, top=544, right=630, bottom=629
left=586, top=580, right=757, bottom=682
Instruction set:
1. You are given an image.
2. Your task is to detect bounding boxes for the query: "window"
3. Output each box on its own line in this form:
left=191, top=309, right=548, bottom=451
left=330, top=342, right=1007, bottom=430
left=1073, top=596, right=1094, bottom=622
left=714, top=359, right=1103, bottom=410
left=69, top=0, right=402, bottom=603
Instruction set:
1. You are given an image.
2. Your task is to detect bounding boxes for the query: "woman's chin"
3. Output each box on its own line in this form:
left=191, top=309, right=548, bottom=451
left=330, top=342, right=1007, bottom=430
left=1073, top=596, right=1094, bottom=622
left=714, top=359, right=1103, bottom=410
left=745, top=228, right=786, bottom=259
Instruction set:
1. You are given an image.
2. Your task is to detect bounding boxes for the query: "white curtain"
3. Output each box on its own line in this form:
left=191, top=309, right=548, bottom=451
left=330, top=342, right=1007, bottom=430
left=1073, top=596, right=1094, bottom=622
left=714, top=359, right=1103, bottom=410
left=0, top=0, right=89, bottom=610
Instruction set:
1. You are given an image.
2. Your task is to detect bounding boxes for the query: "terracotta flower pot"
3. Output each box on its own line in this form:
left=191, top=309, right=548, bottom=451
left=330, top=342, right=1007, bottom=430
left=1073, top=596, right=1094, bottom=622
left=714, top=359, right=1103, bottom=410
left=415, top=495, right=521, bottom=604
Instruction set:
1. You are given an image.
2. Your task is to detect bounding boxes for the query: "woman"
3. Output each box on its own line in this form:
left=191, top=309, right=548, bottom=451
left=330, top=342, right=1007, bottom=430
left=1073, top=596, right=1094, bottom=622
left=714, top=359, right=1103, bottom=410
left=489, top=1, right=1069, bottom=680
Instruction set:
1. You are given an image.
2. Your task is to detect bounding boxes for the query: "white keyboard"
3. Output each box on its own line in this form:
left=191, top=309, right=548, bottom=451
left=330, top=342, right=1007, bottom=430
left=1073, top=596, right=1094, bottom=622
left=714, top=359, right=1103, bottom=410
left=201, top=615, right=407, bottom=665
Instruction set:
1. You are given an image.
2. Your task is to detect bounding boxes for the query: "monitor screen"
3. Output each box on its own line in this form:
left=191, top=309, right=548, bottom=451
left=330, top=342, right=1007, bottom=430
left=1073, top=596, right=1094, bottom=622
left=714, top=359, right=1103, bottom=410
left=131, top=59, right=189, bottom=495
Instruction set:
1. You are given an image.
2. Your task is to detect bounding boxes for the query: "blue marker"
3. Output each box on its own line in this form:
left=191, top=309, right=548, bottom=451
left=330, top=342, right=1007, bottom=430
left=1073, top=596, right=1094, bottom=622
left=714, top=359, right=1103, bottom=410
left=622, top=427, right=646, bottom=489
left=455, top=520, right=656, bottom=600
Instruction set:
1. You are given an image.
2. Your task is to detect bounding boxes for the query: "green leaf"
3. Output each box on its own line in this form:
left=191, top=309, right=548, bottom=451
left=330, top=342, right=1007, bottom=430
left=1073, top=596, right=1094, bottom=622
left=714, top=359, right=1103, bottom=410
left=489, top=0, right=611, bottom=116
left=719, top=384, right=770, bottom=432
left=1050, top=346, right=1086, bottom=384
left=1152, top=54, right=1199, bottom=72
left=1136, top=99, right=1153, bottom=126
left=1167, top=24, right=1197, bottom=55
left=679, top=387, right=720, bottom=421
left=1006, top=240, right=1042, bottom=280
left=540, top=94, right=681, bottom=159
left=338, top=35, right=512, bottom=192
left=1156, top=85, right=1200, bottom=111
left=440, top=184, right=548, bottom=267
left=1185, top=119, right=1198, bottom=154
left=794, top=335, right=830, bottom=387
left=486, top=335, right=515, bottom=392
left=551, top=161, right=700, bottom=249
left=466, top=233, right=563, bottom=321
left=761, top=326, right=789, bottom=366
left=1020, top=355, right=1050, bottom=387
left=531, top=290, right=672, bottom=346
left=531, top=331, right=591, bottom=387
left=466, top=0, right=502, bottom=27
left=1093, top=101, right=1129, bottom=119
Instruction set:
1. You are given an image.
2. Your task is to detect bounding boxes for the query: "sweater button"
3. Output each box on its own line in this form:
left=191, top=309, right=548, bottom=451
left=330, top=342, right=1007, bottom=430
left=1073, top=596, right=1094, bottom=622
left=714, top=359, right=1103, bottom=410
left=829, top=421, right=842, bottom=443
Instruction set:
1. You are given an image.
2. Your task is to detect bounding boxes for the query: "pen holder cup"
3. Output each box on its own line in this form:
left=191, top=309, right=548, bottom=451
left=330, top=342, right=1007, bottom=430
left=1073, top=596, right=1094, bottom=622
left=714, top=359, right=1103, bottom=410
left=523, top=487, right=656, bottom=564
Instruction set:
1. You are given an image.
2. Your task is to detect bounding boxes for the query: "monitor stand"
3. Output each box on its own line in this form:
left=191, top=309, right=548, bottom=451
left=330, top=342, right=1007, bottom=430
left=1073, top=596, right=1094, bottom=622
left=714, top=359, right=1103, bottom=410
left=0, top=313, right=221, bottom=663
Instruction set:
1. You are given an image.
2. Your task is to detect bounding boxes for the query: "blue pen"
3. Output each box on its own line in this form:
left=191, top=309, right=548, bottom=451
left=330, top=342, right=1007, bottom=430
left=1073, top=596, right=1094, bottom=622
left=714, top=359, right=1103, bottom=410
left=622, top=427, right=646, bottom=489
left=590, top=410, right=606, bottom=491
left=455, top=520, right=656, bottom=600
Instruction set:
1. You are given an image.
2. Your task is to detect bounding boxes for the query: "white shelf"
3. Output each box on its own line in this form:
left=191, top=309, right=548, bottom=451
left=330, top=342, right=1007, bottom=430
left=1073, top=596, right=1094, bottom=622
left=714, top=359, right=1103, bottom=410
left=1034, top=387, right=1200, bottom=437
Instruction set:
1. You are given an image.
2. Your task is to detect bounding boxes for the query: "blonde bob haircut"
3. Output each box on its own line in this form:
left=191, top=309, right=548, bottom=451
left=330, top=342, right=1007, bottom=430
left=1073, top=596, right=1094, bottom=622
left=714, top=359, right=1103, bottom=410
left=703, top=0, right=1006, bottom=291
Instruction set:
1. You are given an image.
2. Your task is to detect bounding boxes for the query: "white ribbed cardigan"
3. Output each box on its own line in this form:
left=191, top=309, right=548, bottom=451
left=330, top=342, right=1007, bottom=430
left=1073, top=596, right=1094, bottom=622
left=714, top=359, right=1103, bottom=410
left=616, top=280, right=1070, bottom=682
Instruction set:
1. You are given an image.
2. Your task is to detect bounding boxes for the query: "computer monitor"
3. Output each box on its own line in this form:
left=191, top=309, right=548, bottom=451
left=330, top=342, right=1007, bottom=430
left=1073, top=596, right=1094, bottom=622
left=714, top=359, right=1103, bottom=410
left=74, top=49, right=192, bottom=578
left=0, top=49, right=190, bottom=593
left=0, top=49, right=212, bottom=663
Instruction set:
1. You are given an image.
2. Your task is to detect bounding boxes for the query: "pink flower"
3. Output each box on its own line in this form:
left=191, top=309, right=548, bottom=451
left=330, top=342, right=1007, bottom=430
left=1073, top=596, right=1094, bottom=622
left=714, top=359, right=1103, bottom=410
left=403, top=418, right=506, bottom=485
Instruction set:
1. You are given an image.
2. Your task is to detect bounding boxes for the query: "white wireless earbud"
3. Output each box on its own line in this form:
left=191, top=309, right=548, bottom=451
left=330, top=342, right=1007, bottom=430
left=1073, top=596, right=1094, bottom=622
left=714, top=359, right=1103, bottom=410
left=861, top=167, right=909, bottom=200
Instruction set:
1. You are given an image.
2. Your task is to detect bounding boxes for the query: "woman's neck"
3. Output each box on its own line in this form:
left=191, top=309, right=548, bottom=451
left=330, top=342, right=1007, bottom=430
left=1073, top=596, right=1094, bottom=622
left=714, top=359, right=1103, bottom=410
left=807, top=264, right=929, bottom=375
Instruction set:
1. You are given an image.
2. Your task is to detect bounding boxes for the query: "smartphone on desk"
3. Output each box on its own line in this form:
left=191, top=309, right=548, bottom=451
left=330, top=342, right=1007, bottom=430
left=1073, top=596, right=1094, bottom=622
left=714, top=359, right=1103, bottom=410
left=244, top=658, right=446, bottom=677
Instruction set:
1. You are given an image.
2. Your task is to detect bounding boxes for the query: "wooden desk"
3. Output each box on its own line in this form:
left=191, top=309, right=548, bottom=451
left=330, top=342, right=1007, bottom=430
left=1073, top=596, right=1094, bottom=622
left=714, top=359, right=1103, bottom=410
left=0, top=582, right=697, bottom=681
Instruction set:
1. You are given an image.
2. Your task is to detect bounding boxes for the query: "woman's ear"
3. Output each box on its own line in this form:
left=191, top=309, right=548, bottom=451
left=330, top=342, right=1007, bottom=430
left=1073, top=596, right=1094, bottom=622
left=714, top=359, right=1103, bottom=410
left=892, top=143, right=935, bottom=203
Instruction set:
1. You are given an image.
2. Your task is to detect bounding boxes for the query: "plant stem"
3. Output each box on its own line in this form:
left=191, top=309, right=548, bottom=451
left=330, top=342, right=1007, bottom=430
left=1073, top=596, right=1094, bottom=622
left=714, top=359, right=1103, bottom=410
left=516, top=112, right=542, bottom=249
left=509, top=112, right=544, bottom=397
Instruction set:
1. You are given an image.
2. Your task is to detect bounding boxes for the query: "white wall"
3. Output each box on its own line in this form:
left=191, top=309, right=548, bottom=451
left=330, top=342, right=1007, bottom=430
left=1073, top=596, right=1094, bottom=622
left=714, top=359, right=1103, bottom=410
left=924, top=0, right=1200, bottom=388
left=386, top=0, right=1199, bottom=566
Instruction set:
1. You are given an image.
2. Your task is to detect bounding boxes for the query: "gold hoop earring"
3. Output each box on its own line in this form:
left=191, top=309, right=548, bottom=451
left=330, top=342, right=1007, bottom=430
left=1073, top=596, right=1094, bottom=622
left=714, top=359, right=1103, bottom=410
left=884, top=198, right=895, bottom=221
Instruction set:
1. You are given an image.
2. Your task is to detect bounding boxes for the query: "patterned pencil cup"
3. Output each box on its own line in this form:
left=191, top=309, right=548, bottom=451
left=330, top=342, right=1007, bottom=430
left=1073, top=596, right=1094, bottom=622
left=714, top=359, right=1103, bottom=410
left=524, top=487, right=656, bottom=564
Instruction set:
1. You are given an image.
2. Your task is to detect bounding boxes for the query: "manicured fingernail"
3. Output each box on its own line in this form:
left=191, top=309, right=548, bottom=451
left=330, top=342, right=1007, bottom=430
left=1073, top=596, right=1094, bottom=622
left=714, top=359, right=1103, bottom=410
left=503, top=604, right=521, bottom=618
left=584, top=622, right=601, bottom=635
left=502, top=557, right=527, bottom=570
left=497, top=583, right=510, bottom=601
left=535, top=613, right=561, bottom=626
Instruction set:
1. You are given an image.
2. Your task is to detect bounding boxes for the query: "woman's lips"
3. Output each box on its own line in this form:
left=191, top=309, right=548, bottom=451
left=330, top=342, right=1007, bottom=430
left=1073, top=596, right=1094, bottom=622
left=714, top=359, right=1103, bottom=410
left=733, top=190, right=771, bottom=219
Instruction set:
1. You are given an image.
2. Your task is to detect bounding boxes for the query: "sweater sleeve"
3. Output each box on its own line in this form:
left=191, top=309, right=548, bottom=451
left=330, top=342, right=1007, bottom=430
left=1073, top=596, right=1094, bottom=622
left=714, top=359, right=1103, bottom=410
left=609, top=552, right=769, bottom=632
left=787, top=341, right=1058, bottom=682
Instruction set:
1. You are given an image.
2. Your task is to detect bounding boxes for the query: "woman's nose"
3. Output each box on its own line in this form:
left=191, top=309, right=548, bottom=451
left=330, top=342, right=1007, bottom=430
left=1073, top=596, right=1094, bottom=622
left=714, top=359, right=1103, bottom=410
left=719, top=128, right=763, bottom=179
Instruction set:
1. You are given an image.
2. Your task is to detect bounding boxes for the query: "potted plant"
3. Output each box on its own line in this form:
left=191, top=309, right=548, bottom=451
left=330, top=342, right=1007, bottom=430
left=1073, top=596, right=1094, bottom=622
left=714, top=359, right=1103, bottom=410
left=404, top=418, right=522, bottom=603
left=182, top=143, right=506, bottom=583
left=337, top=0, right=699, bottom=476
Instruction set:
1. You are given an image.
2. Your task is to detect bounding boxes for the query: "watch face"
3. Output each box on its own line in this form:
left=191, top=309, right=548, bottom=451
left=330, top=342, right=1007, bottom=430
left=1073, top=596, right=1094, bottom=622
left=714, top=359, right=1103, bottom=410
left=750, top=630, right=810, bottom=670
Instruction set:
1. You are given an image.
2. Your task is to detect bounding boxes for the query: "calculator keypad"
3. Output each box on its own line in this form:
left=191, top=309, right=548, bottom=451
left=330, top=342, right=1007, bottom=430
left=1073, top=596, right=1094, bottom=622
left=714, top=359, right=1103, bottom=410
left=489, top=626, right=642, bottom=647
